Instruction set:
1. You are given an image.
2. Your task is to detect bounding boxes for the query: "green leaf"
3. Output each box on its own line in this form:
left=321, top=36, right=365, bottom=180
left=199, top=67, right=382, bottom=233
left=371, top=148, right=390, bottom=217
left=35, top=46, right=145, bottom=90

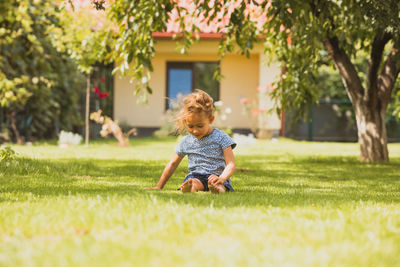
left=128, top=52, right=134, bottom=63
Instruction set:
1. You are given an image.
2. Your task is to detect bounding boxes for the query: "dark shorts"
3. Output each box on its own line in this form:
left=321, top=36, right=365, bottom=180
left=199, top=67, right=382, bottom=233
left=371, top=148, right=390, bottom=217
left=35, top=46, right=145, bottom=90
left=180, top=173, right=234, bottom=192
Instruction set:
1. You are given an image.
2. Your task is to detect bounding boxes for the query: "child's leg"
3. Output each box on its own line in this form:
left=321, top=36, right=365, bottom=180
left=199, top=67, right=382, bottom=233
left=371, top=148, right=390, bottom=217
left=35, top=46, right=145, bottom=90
left=208, top=180, right=226, bottom=194
left=181, top=178, right=204, bottom=193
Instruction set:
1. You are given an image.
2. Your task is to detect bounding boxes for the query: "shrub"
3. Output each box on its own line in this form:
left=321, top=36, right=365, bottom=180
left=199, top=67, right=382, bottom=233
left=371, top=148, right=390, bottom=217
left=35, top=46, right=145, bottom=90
left=0, top=146, right=16, bottom=162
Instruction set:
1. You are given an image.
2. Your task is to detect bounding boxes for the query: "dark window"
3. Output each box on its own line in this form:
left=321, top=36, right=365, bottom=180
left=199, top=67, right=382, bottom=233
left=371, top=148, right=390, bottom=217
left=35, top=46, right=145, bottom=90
left=166, top=62, right=219, bottom=109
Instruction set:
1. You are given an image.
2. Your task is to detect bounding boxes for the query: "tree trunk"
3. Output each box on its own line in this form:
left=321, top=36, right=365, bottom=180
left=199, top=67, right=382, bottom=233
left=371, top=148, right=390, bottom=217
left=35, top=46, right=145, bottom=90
left=353, top=100, right=389, bottom=162
left=323, top=36, right=399, bottom=162
left=85, top=73, right=91, bottom=146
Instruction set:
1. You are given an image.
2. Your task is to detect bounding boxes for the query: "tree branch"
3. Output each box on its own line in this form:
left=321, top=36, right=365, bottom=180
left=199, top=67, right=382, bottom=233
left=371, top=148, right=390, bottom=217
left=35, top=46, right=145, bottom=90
left=378, top=46, right=400, bottom=105
left=322, top=37, right=364, bottom=104
left=366, top=33, right=392, bottom=104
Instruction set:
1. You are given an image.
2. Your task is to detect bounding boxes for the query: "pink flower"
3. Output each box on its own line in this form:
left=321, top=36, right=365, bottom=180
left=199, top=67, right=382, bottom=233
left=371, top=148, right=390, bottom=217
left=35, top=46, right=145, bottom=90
left=94, top=86, right=99, bottom=93
left=101, top=77, right=106, bottom=82
left=240, top=98, right=249, bottom=104
left=265, top=0, right=272, bottom=10
left=99, top=92, right=109, bottom=99
left=257, top=85, right=266, bottom=93
left=259, top=109, right=265, bottom=114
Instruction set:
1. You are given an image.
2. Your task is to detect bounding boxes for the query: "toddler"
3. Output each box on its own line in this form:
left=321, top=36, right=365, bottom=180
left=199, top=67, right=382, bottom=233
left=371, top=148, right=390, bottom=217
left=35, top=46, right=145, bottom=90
left=147, top=89, right=236, bottom=193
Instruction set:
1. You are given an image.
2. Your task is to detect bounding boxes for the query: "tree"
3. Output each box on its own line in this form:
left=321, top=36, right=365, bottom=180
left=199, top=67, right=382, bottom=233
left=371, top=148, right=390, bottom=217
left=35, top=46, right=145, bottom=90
left=266, top=0, right=400, bottom=163
left=94, top=0, right=400, bottom=162
left=0, top=0, right=86, bottom=143
left=53, top=0, right=114, bottom=145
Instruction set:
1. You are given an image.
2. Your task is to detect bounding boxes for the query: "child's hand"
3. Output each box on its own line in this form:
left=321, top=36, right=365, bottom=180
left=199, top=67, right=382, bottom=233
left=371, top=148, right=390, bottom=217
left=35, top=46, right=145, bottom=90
left=208, top=174, right=224, bottom=185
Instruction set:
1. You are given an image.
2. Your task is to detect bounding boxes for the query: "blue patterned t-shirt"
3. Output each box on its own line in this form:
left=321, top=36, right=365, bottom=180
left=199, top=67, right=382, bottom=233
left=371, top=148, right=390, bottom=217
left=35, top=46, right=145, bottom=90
left=175, top=128, right=236, bottom=176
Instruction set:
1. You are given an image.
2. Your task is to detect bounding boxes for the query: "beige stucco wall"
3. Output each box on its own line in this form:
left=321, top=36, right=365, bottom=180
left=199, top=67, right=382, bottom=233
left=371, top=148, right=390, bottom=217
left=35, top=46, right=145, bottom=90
left=114, top=40, right=280, bottom=129
left=259, top=54, right=282, bottom=130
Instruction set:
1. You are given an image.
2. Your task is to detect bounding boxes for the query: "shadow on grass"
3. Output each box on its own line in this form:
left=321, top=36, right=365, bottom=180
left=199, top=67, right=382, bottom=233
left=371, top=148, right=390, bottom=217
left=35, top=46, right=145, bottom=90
left=1, top=155, right=399, bottom=207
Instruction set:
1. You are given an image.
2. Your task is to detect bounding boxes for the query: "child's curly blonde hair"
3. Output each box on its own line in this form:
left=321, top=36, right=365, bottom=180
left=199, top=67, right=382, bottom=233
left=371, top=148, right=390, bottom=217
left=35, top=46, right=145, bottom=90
left=175, top=89, right=214, bottom=133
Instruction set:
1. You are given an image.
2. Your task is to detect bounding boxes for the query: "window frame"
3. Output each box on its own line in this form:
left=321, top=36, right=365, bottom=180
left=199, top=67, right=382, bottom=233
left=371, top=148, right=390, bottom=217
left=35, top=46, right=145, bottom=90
left=165, top=61, right=220, bottom=110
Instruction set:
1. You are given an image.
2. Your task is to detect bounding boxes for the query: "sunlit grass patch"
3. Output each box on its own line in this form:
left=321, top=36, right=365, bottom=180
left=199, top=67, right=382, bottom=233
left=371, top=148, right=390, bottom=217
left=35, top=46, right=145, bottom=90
left=1, top=138, right=400, bottom=266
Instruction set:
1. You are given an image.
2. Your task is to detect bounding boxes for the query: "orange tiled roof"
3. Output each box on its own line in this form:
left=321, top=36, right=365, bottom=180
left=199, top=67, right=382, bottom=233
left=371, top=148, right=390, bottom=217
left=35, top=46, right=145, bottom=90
left=155, top=0, right=268, bottom=39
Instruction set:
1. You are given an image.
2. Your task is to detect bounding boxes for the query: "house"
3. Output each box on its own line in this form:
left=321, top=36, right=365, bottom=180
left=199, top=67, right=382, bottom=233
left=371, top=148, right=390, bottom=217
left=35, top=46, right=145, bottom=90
left=113, top=37, right=283, bottom=137
left=111, top=1, right=284, bottom=137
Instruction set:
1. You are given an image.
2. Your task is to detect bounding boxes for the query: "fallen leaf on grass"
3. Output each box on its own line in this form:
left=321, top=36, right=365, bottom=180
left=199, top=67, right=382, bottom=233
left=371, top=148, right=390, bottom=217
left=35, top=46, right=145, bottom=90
left=75, top=228, right=90, bottom=235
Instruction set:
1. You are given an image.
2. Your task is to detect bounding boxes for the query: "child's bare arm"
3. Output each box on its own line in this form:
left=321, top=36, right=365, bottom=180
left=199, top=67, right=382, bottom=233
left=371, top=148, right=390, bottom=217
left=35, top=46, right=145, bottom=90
left=146, top=153, right=184, bottom=190
left=208, top=146, right=235, bottom=184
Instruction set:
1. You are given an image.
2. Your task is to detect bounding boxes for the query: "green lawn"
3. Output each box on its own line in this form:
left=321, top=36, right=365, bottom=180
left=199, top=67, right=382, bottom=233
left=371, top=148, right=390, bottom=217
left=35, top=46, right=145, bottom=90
left=1, top=138, right=400, bottom=266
